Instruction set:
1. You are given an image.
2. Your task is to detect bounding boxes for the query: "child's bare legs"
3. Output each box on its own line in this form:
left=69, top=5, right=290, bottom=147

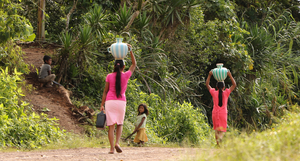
left=108, top=125, right=115, bottom=153
left=137, top=141, right=144, bottom=147
left=39, top=74, right=56, bottom=88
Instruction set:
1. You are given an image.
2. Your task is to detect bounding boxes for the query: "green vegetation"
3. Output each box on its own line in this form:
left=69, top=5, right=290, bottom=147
left=0, top=0, right=64, bottom=149
left=0, top=1, right=35, bottom=43
left=0, top=40, right=30, bottom=74
left=1, top=0, right=300, bottom=151
left=0, top=68, right=64, bottom=149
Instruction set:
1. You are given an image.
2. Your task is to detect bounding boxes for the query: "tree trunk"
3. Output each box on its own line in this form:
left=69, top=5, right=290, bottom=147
left=37, top=0, right=46, bottom=42
left=66, top=0, right=77, bottom=31
left=123, top=0, right=149, bottom=32
left=124, top=11, right=140, bottom=32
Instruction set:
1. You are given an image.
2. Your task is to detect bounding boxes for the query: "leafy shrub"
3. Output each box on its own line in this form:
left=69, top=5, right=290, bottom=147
left=155, top=102, right=211, bottom=144
left=0, top=1, right=35, bottom=43
left=0, top=68, right=64, bottom=149
left=0, top=41, right=29, bottom=74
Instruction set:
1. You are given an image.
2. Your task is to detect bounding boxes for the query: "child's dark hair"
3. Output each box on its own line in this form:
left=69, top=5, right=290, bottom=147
left=43, top=55, right=51, bottom=63
left=216, top=82, right=225, bottom=107
left=138, top=103, right=149, bottom=116
left=113, top=60, right=125, bottom=98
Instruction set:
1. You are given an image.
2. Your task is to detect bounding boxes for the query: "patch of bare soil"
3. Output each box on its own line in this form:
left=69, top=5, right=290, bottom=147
left=24, top=72, right=84, bottom=134
left=21, top=42, right=60, bottom=73
left=21, top=43, right=85, bottom=134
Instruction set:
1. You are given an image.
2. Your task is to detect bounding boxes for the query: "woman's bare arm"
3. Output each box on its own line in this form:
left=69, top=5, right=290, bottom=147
left=228, top=71, right=236, bottom=92
left=127, top=44, right=136, bottom=73
left=206, top=71, right=213, bottom=91
left=100, top=82, right=109, bottom=111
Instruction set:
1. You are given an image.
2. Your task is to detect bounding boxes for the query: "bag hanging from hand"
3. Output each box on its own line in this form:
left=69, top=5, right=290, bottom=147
left=96, top=111, right=106, bottom=129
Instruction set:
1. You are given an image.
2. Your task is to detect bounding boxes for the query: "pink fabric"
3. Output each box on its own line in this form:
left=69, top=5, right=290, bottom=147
left=212, top=112, right=227, bottom=132
left=105, top=100, right=126, bottom=126
left=209, top=88, right=231, bottom=132
left=105, top=70, right=132, bottom=101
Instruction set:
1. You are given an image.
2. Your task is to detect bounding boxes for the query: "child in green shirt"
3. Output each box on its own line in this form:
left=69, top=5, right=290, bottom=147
left=134, top=103, right=149, bottom=146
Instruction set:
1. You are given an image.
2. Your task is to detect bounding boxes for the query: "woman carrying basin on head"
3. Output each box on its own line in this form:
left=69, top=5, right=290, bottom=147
left=100, top=44, right=136, bottom=154
left=206, top=70, right=236, bottom=146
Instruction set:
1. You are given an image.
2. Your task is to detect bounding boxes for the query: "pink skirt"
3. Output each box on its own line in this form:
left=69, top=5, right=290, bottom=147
left=105, top=100, right=126, bottom=126
left=212, top=112, right=227, bottom=132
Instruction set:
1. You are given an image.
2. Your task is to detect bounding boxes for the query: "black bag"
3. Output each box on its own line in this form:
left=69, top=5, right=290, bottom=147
left=96, top=111, right=106, bottom=128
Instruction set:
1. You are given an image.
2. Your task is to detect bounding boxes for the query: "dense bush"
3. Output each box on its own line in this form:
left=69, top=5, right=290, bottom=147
left=226, top=9, right=300, bottom=131
left=0, top=1, right=35, bottom=43
left=0, top=68, right=64, bottom=148
left=0, top=41, right=30, bottom=74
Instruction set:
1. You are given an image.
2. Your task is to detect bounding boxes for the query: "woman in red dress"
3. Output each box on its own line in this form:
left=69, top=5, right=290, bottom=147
left=206, top=70, right=236, bottom=146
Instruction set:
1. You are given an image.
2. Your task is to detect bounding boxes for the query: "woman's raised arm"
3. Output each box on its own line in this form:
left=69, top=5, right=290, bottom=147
left=227, top=71, right=236, bottom=92
left=127, top=44, right=136, bottom=73
left=206, top=71, right=213, bottom=91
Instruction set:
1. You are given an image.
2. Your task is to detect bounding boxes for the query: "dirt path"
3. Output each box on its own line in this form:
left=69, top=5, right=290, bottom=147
left=0, top=147, right=198, bottom=161
left=10, top=43, right=200, bottom=161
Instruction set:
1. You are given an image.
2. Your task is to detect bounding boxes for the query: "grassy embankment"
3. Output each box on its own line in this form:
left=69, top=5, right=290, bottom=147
left=185, top=105, right=300, bottom=161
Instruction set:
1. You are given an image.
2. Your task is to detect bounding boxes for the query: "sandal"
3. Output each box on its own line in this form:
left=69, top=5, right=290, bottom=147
left=115, top=145, right=122, bottom=153
left=108, top=151, right=114, bottom=154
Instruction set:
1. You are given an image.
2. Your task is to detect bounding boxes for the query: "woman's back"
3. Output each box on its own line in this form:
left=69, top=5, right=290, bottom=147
left=210, top=88, right=231, bottom=113
left=106, top=71, right=132, bottom=101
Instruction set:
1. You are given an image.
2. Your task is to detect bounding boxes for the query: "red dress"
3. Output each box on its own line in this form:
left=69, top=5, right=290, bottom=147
left=209, top=88, right=231, bottom=132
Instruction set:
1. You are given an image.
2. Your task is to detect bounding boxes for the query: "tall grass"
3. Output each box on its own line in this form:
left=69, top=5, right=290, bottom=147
left=188, top=105, right=300, bottom=161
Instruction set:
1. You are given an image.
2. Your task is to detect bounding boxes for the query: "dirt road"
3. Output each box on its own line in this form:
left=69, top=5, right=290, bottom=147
left=0, top=147, right=198, bottom=161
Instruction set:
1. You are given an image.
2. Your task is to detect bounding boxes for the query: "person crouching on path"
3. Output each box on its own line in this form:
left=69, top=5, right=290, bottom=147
left=206, top=70, right=236, bottom=146
left=38, top=55, right=56, bottom=88
left=134, top=103, right=149, bottom=146
left=100, top=44, right=136, bottom=154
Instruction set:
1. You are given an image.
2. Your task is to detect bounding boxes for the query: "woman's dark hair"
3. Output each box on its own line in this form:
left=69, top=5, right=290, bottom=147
left=138, top=103, right=149, bottom=116
left=114, top=60, right=125, bottom=98
left=216, top=82, right=225, bottom=107
left=43, top=55, right=51, bottom=63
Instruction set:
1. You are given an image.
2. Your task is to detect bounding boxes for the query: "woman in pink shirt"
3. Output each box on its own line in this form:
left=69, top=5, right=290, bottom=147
left=206, top=70, right=236, bottom=146
left=100, top=44, right=136, bottom=154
